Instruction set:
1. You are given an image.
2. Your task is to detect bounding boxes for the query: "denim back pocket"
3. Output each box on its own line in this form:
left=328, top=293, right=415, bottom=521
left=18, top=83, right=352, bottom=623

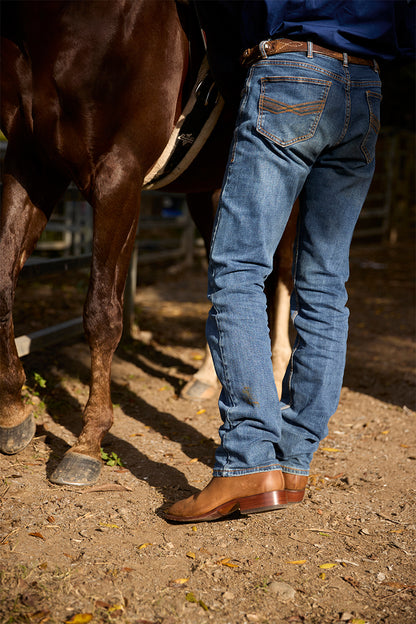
left=361, top=91, right=382, bottom=164
left=257, top=77, right=331, bottom=147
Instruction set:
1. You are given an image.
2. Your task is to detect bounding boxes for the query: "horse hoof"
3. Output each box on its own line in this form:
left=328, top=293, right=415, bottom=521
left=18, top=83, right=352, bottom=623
left=181, top=378, right=218, bottom=401
left=0, top=414, right=36, bottom=454
left=50, top=452, right=102, bottom=486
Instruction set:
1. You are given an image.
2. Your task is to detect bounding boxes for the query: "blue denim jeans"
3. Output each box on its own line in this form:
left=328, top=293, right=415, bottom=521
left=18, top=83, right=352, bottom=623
left=207, top=49, right=382, bottom=477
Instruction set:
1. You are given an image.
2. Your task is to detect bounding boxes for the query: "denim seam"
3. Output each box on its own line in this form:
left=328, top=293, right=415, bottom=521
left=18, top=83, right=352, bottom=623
left=334, top=66, right=351, bottom=146
left=213, top=462, right=285, bottom=475
left=229, top=67, right=254, bottom=164
left=286, top=213, right=302, bottom=407
left=278, top=464, right=309, bottom=475
left=212, top=302, right=235, bottom=469
left=361, top=91, right=382, bottom=164
left=213, top=464, right=309, bottom=477
left=254, top=59, right=380, bottom=86
left=350, top=80, right=381, bottom=88
left=254, top=59, right=348, bottom=83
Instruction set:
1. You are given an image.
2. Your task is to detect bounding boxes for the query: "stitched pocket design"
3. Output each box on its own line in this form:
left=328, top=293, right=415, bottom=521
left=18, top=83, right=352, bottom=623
left=361, top=91, right=382, bottom=164
left=257, top=77, right=331, bottom=147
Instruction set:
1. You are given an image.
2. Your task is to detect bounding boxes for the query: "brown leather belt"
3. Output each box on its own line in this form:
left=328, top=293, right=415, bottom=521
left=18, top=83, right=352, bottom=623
left=240, top=38, right=375, bottom=68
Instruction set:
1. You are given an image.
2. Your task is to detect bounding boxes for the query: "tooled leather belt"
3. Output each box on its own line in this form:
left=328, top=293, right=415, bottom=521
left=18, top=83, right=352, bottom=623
left=240, top=38, right=375, bottom=68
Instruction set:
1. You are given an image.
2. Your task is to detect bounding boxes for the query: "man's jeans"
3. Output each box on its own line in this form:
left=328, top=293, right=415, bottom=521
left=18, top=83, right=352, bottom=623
left=207, top=50, right=382, bottom=477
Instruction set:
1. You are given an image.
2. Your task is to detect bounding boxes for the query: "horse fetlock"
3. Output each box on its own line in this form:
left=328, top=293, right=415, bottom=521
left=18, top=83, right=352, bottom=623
left=0, top=395, right=31, bottom=428
left=73, top=416, right=112, bottom=461
left=71, top=436, right=104, bottom=461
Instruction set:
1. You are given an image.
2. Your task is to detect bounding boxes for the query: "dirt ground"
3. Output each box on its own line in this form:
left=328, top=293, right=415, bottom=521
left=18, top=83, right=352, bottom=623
left=1, top=236, right=415, bottom=624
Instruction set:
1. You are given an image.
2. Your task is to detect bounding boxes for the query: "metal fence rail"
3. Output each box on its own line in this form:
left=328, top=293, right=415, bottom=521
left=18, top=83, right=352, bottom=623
left=12, top=191, right=195, bottom=357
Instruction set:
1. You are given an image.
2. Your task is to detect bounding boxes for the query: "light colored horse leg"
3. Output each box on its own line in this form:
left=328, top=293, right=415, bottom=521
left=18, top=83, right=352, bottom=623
left=181, top=343, right=219, bottom=400
left=270, top=278, right=292, bottom=397
left=270, top=201, right=299, bottom=395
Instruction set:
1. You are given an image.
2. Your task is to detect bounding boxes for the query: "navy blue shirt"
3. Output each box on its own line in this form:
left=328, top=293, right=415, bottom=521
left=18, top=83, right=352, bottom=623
left=194, top=0, right=415, bottom=103
left=242, top=0, right=415, bottom=60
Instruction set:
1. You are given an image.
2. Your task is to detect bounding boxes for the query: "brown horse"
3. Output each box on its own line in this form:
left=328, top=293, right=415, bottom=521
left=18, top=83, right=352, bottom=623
left=0, top=0, right=296, bottom=485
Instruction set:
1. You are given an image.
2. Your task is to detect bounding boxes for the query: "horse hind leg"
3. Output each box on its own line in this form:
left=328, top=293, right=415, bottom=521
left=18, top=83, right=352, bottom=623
left=0, top=161, right=69, bottom=454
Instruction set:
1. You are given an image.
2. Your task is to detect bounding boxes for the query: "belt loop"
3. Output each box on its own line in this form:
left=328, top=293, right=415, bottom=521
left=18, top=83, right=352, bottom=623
left=307, top=41, right=313, bottom=58
left=343, top=52, right=348, bottom=67
left=373, top=59, right=379, bottom=73
left=259, top=40, right=269, bottom=59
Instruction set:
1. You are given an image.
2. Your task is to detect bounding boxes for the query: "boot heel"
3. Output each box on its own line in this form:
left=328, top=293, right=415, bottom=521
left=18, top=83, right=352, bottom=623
left=285, top=489, right=305, bottom=504
left=239, top=490, right=287, bottom=514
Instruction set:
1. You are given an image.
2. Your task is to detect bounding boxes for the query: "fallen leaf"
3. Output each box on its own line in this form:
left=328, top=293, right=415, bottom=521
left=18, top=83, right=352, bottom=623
left=47, top=516, right=55, bottom=523
left=319, top=572, right=326, bottom=580
left=186, top=551, right=196, bottom=559
left=287, top=560, right=307, bottom=565
left=189, top=458, right=198, bottom=464
left=138, top=542, right=153, bottom=550
left=320, top=447, right=342, bottom=453
left=217, top=557, right=239, bottom=568
left=382, top=581, right=416, bottom=589
left=170, top=577, right=189, bottom=585
left=38, top=562, right=48, bottom=570
left=29, top=532, right=46, bottom=541
left=196, top=409, right=206, bottom=415
left=108, top=604, right=124, bottom=613
left=199, top=599, right=209, bottom=611
left=191, top=526, right=197, bottom=532
left=65, top=615, right=93, bottom=624
left=186, top=592, right=197, bottom=603
left=381, top=430, right=390, bottom=435
left=335, top=559, right=359, bottom=567
left=99, top=522, right=119, bottom=529
left=342, top=576, right=361, bottom=588
left=319, top=563, right=337, bottom=569
left=29, top=611, right=50, bottom=624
